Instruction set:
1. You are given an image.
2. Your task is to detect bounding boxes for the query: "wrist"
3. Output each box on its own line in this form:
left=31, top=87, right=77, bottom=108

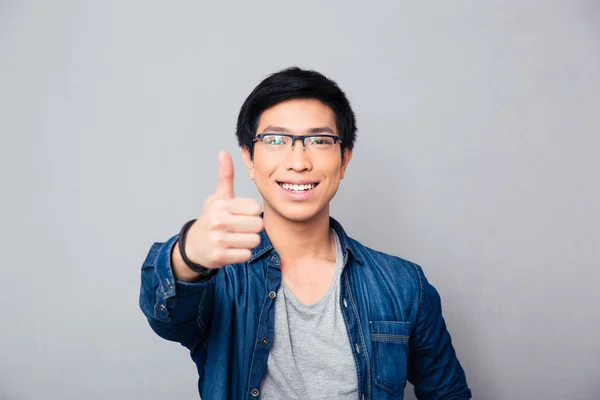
left=177, top=219, right=218, bottom=280
left=171, top=240, right=203, bottom=282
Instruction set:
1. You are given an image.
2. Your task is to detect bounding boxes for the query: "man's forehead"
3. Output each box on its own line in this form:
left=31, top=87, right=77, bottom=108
left=259, top=125, right=336, bottom=135
left=256, top=99, right=337, bottom=134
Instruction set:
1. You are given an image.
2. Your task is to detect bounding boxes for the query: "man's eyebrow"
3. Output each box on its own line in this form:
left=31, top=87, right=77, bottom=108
left=261, top=125, right=336, bottom=134
left=261, top=125, right=289, bottom=133
left=307, top=127, right=335, bottom=134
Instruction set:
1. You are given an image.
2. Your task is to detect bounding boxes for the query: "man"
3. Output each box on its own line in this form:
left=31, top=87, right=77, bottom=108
left=139, top=67, right=471, bottom=399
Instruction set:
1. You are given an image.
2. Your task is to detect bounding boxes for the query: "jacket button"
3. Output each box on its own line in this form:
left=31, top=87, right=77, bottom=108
left=268, top=291, right=276, bottom=299
left=355, top=343, right=360, bottom=353
left=271, top=255, right=278, bottom=262
left=251, top=388, right=260, bottom=397
left=343, top=298, right=348, bottom=308
left=261, top=338, right=268, bottom=345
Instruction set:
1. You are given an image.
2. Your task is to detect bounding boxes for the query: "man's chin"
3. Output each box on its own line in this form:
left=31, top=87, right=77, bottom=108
left=268, top=203, right=328, bottom=224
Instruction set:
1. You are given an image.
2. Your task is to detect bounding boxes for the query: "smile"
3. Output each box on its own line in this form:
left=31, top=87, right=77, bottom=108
left=277, top=182, right=319, bottom=193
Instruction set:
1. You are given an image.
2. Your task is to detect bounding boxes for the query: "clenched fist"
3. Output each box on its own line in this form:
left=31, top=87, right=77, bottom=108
left=173, top=151, right=264, bottom=280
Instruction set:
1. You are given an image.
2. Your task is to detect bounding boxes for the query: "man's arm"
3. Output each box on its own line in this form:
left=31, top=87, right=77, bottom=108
left=407, top=265, right=472, bottom=399
left=139, top=151, right=263, bottom=351
left=139, top=235, right=217, bottom=351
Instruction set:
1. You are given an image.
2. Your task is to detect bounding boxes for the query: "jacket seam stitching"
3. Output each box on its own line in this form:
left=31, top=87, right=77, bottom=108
left=246, top=265, right=270, bottom=397
left=371, top=334, right=410, bottom=343
left=414, top=264, right=424, bottom=317
left=340, top=270, right=363, bottom=398
left=345, top=272, right=371, bottom=398
left=196, top=286, right=207, bottom=331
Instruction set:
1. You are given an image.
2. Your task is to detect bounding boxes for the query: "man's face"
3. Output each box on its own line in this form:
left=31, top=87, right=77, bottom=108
left=242, top=98, right=352, bottom=223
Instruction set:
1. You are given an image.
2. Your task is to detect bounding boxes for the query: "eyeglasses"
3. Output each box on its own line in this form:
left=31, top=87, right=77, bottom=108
left=253, top=133, right=342, bottom=153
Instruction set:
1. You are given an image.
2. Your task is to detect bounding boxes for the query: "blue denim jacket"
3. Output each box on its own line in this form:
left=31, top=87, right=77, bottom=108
left=139, top=218, right=471, bottom=399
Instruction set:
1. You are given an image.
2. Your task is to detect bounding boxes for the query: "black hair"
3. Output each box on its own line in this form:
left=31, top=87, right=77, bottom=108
left=236, top=67, right=357, bottom=158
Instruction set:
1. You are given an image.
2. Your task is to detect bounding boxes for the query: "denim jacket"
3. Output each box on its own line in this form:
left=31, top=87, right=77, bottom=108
left=139, top=218, right=471, bottom=399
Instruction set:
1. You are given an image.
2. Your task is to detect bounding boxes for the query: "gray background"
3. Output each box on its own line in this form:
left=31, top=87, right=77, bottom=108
left=1, top=1, right=599, bottom=399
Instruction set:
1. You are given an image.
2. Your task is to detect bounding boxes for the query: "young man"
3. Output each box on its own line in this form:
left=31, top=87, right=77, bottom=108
left=139, top=67, right=471, bottom=399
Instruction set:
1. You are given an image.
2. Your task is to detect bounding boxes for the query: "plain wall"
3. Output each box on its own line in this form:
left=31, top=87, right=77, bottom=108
left=1, top=1, right=599, bottom=399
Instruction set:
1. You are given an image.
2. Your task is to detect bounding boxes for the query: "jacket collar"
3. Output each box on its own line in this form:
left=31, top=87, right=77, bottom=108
left=249, top=215, right=364, bottom=265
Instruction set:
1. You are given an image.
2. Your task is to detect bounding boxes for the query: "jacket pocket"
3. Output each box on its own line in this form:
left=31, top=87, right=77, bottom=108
left=369, top=320, right=412, bottom=396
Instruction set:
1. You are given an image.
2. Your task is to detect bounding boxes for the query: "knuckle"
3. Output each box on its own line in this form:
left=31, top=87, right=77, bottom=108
left=209, top=214, right=227, bottom=230
left=242, top=199, right=259, bottom=214
left=208, top=230, right=226, bottom=246
left=211, top=248, right=226, bottom=264
left=212, top=199, right=228, bottom=211
left=238, top=198, right=260, bottom=215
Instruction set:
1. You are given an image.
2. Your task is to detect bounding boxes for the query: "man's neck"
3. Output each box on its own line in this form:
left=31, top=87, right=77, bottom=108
left=263, top=205, right=334, bottom=264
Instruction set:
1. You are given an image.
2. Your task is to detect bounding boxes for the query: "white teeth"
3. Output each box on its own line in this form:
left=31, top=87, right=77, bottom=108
left=280, top=183, right=317, bottom=192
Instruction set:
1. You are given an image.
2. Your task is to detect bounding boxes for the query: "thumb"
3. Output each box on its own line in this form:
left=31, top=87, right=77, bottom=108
left=214, top=150, right=234, bottom=198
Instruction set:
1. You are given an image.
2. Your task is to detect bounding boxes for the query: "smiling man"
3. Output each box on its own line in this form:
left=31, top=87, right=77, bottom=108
left=139, top=67, right=471, bottom=399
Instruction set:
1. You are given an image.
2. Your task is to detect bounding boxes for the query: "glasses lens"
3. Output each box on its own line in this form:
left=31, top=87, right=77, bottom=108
left=262, top=135, right=290, bottom=150
left=306, top=136, right=336, bottom=148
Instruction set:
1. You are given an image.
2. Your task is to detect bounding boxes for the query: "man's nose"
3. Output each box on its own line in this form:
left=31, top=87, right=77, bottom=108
left=286, top=138, right=312, bottom=171
left=290, top=137, right=306, bottom=150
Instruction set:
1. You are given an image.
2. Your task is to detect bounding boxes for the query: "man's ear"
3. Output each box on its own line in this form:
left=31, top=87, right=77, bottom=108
left=340, top=148, right=353, bottom=180
left=241, top=146, right=255, bottom=180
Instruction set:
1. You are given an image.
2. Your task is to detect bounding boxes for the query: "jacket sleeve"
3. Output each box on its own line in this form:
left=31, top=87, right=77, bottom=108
left=139, top=234, right=217, bottom=352
left=407, top=265, right=472, bottom=399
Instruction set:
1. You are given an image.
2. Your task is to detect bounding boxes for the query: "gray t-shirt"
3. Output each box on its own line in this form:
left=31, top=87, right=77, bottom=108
left=259, top=230, right=358, bottom=399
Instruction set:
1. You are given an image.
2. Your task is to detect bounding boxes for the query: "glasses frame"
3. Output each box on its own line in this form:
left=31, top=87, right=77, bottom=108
left=252, top=133, right=342, bottom=151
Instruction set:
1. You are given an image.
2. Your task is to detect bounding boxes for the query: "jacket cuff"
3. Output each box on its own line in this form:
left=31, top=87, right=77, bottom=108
left=141, top=235, right=216, bottom=324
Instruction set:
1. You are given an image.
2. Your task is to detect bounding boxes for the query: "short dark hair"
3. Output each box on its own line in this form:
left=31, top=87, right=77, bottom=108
left=236, top=67, right=357, bottom=158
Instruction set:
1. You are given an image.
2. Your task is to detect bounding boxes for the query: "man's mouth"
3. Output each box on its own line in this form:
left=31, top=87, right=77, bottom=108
left=277, top=182, right=319, bottom=193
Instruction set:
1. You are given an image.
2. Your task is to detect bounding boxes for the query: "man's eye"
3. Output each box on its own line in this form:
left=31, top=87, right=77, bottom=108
left=264, top=135, right=286, bottom=145
left=309, top=137, right=334, bottom=145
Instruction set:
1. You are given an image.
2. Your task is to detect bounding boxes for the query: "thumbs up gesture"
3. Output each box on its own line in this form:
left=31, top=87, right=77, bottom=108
left=183, top=151, right=264, bottom=270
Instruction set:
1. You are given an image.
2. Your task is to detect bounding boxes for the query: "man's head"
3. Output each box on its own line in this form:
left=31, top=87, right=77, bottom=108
left=238, top=67, right=357, bottom=223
